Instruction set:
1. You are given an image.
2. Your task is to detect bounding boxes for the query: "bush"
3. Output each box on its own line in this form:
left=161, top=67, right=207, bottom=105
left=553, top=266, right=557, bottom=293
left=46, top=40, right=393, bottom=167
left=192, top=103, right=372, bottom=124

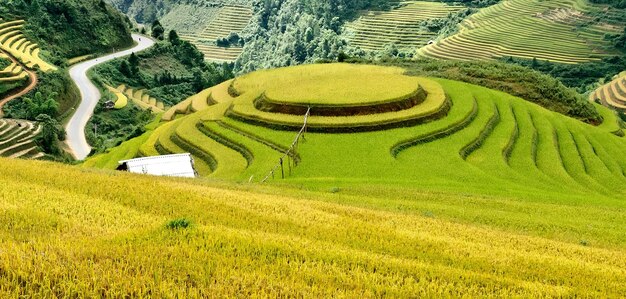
left=166, top=218, right=192, bottom=230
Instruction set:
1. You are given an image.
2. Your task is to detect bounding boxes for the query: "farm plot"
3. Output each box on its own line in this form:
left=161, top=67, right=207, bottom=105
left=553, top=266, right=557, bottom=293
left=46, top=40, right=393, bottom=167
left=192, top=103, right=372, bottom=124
left=178, top=5, right=253, bottom=62
left=344, top=1, right=465, bottom=51
left=0, top=118, right=43, bottom=159
left=418, top=0, right=624, bottom=64
left=0, top=20, right=56, bottom=72
left=589, top=73, right=626, bottom=112
left=117, top=85, right=166, bottom=113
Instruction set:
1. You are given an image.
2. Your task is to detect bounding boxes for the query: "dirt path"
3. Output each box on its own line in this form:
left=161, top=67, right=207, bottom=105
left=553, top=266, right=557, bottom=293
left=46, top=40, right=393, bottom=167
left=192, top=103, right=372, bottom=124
left=0, top=51, right=38, bottom=117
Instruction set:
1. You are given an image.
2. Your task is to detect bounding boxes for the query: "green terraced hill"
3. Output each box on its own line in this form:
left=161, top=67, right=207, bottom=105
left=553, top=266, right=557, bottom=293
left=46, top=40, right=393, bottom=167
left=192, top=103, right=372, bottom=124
left=344, top=1, right=465, bottom=51
left=417, top=0, right=625, bottom=64
left=165, top=4, right=253, bottom=62
left=86, top=63, right=626, bottom=200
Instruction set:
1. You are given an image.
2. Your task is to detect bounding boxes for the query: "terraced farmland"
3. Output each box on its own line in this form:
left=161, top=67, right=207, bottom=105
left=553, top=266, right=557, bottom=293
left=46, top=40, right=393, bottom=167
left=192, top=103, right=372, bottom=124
left=589, top=73, right=626, bottom=112
left=344, top=1, right=465, bottom=51
left=86, top=63, right=626, bottom=202
left=0, top=19, right=56, bottom=72
left=418, top=0, right=624, bottom=64
left=19, top=62, right=626, bottom=296
left=117, top=85, right=166, bottom=113
left=0, top=52, right=27, bottom=95
left=0, top=118, right=43, bottom=159
left=178, top=5, right=252, bottom=62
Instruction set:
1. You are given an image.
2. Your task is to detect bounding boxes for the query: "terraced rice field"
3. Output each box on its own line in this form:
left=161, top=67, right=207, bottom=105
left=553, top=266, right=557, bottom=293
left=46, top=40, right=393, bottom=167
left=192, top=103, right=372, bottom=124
left=105, top=85, right=128, bottom=109
left=344, top=1, right=465, bottom=51
left=25, top=62, right=626, bottom=296
left=589, top=73, right=626, bottom=112
left=0, top=20, right=56, bottom=72
left=178, top=5, right=252, bottom=62
left=87, top=63, right=626, bottom=203
left=117, top=85, right=166, bottom=113
left=418, top=0, right=624, bottom=64
left=0, top=118, right=43, bottom=159
left=0, top=52, right=27, bottom=83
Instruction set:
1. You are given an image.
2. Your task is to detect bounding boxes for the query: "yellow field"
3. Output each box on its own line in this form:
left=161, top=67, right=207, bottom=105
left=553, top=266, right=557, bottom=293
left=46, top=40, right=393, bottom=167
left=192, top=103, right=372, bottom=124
left=235, top=64, right=420, bottom=105
left=1, top=157, right=626, bottom=296
left=105, top=85, right=128, bottom=109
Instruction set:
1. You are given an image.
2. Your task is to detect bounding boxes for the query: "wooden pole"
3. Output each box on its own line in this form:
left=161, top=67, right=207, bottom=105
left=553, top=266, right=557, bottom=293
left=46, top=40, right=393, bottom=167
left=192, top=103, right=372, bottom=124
left=280, top=158, right=284, bottom=179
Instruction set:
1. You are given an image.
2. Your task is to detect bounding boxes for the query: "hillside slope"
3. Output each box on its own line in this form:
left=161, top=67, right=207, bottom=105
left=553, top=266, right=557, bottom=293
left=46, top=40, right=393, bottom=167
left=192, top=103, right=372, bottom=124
left=88, top=64, right=626, bottom=201
left=0, top=0, right=133, bottom=63
left=417, top=0, right=625, bottom=64
left=2, top=156, right=626, bottom=296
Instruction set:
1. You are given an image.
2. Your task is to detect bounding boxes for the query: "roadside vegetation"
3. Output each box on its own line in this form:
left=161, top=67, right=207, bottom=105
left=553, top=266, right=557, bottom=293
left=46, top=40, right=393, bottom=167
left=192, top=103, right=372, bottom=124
left=87, top=22, right=234, bottom=155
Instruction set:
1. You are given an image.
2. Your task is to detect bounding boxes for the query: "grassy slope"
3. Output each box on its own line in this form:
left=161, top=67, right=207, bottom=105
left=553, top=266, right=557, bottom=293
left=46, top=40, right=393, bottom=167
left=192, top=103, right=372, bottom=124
left=1, top=157, right=626, bottom=296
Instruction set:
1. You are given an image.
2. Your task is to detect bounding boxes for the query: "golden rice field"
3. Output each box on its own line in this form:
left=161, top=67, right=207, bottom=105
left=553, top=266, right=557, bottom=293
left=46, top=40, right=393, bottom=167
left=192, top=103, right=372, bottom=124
left=0, top=19, right=56, bottom=72
left=2, top=156, right=626, bottom=296
left=117, top=84, right=166, bottom=113
left=589, top=73, right=626, bottom=112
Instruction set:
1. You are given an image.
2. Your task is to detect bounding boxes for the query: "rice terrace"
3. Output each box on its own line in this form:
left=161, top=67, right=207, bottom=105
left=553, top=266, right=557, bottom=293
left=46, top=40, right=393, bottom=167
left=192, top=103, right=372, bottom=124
left=1, top=0, right=626, bottom=297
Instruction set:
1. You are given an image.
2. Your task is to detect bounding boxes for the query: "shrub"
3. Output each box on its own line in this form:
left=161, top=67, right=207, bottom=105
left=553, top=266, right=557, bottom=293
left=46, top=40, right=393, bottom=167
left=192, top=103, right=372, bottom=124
left=166, top=218, right=192, bottom=230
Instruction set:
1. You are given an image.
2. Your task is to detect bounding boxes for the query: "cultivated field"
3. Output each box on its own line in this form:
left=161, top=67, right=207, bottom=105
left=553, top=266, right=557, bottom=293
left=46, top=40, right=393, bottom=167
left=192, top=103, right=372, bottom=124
left=589, top=73, right=626, bottom=112
left=87, top=63, right=626, bottom=203
left=176, top=5, right=253, bottom=62
left=3, top=151, right=626, bottom=296
left=344, top=1, right=465, bottom=51
left=0, top=19, right=56, bottom=72
left=417, top=0, right=624, bottom=64
left=0, top=118, right=43, bottom=159
left=0, top=52, right=27, bottom=97
left=117, top=84, right=166, bottom=113
left=9, top=62, right=626, bottom=296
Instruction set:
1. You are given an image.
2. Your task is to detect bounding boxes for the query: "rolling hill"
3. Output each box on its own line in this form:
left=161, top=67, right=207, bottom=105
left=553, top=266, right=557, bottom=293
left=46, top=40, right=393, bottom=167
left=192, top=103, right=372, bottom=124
left=86, top=63, right=626, bottom=200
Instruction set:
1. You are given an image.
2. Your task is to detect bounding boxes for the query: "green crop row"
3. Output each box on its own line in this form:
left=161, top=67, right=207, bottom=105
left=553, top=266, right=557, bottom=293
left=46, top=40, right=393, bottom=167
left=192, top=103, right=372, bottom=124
left=459, top=103, right=501, bottom=160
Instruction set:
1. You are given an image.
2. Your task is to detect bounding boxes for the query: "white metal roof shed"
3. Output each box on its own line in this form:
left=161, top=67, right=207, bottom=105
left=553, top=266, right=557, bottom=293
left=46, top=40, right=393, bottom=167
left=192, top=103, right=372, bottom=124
left=117, top=153, right=197, bottom=178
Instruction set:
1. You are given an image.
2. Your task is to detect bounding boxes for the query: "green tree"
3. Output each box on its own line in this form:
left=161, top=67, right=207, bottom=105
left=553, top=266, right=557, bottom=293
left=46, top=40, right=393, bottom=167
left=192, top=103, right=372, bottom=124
left=24, top=92, right=59, bottom=120
left=128, top=53, right=140, bottom=75
left=151, top=19, right=165, bottom=40
left=119, top=60, right=131, bottom=77
left=169, top=30, right=180, bottom=45
left=35, top=114, right=63, bottom=155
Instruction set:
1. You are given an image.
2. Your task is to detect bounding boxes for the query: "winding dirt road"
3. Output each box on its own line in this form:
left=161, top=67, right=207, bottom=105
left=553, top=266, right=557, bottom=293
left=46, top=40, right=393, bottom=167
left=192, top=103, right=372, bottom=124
left=65, top=34, right=155, bottom=160
left=0, top=51, right=38, bottom=117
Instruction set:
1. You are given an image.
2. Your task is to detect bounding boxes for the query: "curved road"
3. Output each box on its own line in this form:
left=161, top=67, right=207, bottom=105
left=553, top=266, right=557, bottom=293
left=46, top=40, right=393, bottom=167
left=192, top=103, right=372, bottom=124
left=66, top=34, right=154, bottom=160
